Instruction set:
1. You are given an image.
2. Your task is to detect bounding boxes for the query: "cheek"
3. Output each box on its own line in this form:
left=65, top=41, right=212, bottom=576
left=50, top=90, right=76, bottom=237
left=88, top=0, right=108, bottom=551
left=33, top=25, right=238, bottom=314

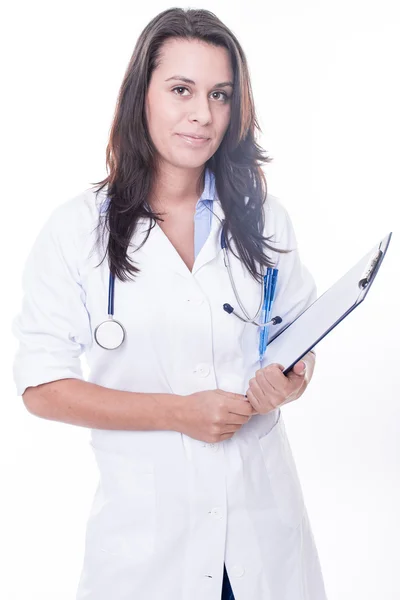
left=215, top=107, right=231, bottom=137
left=149, top=100, right=180, bottom=139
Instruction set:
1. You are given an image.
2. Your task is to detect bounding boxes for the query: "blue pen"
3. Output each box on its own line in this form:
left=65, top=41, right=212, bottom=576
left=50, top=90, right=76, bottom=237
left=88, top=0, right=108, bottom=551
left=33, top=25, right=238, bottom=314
left=259, top=268, right=279, bottom=363
left=258, top=268, right=272, bottom=362
left=265, top=268, right=279, bottom=348
left=268, top=269, right=278, bottom=315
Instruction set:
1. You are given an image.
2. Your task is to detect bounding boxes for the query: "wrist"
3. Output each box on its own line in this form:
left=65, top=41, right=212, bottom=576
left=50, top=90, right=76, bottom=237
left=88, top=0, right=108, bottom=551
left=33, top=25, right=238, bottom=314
left=161, top=393, right=186, bottom=432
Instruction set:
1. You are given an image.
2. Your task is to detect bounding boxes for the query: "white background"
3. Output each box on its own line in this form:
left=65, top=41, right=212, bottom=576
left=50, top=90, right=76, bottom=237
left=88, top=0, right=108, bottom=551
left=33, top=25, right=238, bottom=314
left=2, top=1, right=399, bottom=598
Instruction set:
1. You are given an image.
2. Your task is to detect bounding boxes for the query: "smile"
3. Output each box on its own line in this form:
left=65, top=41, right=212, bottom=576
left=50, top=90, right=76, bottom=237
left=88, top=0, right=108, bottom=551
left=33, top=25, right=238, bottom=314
left=177, top=134, right=210, bottom=146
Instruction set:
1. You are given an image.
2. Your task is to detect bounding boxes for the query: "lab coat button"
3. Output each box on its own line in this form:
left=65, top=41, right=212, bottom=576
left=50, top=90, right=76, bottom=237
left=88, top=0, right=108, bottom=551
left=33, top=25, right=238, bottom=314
left=186, top=297, right=204, bottom=306
left=195, top=363, right=210, bottom=377
left=210, top=507, right=222, bottom=519
left=231, top=565, right=245, bottom=577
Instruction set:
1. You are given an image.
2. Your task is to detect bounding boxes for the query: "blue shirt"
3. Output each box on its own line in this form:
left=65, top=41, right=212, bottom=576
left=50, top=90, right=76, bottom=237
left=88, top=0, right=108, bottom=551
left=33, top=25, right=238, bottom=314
left=193, top=167, right=215, bottom=259
left=100, top=167, right=216, bottom=259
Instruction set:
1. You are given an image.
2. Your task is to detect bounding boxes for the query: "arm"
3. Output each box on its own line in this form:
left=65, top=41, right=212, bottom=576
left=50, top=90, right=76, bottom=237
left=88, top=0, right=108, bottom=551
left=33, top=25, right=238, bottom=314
left=13, top=202, right=184, bottom=432
left=22, top=379, right=253, bottom=443
left=22, top=378, right=184, bottom=431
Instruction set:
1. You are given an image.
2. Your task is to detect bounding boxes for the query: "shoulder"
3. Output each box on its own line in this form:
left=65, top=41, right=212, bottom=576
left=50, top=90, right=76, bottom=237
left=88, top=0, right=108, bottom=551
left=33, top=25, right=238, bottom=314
left=264, top=192, right=290, bottom=222
left=45, top=185, right=106, bottom=233
left=27, top=185, right=108, bottom=272
left=38, top=185, right=107, bottom=246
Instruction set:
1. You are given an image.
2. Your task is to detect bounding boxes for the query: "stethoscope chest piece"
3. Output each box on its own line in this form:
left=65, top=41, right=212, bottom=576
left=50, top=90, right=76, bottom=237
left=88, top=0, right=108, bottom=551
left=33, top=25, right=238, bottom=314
left=94, top=317, right=126, bottom=350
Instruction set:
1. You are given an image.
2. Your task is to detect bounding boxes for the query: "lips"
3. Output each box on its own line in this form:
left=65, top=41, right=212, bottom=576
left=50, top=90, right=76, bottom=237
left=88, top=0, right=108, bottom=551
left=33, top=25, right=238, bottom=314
left=178, top=133, right=209, bottom=140
left=177, top=133, right=210, bottom=146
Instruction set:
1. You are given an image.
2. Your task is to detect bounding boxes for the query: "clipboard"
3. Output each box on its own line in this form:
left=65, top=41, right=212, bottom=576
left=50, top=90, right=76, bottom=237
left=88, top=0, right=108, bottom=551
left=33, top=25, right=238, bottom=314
left=264, top=232, right=392, bottom=375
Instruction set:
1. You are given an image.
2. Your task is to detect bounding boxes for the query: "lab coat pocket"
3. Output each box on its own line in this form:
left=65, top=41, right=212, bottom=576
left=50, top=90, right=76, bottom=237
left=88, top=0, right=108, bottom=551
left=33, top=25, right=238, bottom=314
left=258, top=412, right=305, bottom=528
left=88, top=445, right=156, bottom=562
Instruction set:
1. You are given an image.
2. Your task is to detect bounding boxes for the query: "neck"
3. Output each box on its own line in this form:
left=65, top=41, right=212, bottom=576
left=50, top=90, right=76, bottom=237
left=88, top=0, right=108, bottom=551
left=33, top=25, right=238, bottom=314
left=149, top=163, right=206, bottom=211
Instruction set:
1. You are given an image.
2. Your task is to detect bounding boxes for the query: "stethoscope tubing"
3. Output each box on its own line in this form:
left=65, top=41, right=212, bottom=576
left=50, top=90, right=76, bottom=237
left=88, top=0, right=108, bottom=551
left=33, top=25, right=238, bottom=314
left=108, top=270, right=115, bottom=316
left=220, top=226, right=265, bottom=324
left=97, top=218, right=280, bottom=349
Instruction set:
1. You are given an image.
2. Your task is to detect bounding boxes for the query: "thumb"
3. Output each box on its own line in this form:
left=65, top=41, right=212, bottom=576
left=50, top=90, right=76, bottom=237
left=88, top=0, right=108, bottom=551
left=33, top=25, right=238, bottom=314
left=293, top=360, right=306, bottom=376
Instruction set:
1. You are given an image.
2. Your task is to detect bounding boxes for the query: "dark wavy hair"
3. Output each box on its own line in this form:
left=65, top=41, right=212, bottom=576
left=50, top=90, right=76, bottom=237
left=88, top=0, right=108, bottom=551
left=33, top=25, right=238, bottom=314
left=90, top=7, right=291, bottom=284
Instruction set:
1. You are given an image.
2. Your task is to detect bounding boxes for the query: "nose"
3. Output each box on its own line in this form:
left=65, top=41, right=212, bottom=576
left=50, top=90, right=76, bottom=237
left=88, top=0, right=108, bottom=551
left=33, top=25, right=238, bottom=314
left=188, top=95, right=213, bottom=126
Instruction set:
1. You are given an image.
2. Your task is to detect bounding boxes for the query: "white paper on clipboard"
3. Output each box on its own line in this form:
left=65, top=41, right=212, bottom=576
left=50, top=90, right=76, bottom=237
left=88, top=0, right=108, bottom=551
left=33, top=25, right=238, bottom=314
left=264, top=232, right=392, bottom=375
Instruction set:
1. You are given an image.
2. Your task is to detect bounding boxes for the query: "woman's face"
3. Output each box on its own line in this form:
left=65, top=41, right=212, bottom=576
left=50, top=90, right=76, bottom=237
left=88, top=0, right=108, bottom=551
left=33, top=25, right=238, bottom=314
left=145, top=37, right=234, bottom=171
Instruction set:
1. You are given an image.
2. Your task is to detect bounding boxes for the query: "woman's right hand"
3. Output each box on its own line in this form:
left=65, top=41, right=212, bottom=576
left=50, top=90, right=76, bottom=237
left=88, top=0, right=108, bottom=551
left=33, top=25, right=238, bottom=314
left=174, top=389, right=258, bottom=443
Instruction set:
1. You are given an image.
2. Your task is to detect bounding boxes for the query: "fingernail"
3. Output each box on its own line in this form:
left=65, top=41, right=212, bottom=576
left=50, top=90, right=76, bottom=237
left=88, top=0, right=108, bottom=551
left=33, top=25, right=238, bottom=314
left=300, top=362, right=306, bottom=375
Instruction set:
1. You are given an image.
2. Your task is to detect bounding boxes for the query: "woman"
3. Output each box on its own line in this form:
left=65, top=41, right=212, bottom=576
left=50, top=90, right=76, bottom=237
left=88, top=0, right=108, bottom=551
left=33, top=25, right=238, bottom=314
left=12, top=8, right=327, bottom=600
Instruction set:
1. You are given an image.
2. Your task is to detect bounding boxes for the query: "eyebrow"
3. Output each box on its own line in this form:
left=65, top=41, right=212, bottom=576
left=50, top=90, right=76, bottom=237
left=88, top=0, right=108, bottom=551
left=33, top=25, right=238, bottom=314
left=165, top=75, right=234, bottom=88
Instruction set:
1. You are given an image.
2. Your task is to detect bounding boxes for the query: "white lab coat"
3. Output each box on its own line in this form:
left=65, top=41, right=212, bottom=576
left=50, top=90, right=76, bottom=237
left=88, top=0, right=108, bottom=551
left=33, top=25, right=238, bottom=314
left=12, top=185, right=327, bottom=600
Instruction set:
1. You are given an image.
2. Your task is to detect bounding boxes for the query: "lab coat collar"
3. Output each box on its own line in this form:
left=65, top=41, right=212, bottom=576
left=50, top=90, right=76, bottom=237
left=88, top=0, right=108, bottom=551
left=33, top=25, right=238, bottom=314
left=133, top=197, right=225, bottom=278
left=97, top=168, right=224, bottom=277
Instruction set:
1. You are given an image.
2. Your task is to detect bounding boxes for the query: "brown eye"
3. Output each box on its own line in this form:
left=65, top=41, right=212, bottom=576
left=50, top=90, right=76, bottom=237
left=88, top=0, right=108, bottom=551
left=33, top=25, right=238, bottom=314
left=212, top=91, right=229, bottom=102
left=172, top=86, right=189, bottom=96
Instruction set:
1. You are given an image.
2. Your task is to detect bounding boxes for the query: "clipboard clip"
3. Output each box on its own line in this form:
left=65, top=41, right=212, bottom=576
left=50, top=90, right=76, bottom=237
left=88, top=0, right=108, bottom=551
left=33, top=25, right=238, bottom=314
left=358, top=248, right=383, bottom=289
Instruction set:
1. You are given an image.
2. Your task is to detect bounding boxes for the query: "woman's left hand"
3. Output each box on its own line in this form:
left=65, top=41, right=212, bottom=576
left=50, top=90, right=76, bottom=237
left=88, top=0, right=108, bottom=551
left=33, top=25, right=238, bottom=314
left=245, top=351, right=316, bottom=415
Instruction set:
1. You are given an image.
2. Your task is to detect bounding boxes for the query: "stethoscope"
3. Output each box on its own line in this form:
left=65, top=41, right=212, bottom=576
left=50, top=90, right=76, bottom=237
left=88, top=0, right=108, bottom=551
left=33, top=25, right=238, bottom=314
left=94, top=219, right=282, bottom=350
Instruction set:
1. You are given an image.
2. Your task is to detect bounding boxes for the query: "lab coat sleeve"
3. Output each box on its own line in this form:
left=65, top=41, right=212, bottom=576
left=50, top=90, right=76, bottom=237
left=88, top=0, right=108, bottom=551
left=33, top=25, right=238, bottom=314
left=261, top=196, right=317, bottom=367
left=12, top=202, right=93, bottom=397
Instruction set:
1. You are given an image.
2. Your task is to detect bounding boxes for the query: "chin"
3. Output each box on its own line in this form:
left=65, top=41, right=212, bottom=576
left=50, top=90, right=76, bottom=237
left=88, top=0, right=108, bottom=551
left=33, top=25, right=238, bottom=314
left=168, top=154, right=212, bottom=170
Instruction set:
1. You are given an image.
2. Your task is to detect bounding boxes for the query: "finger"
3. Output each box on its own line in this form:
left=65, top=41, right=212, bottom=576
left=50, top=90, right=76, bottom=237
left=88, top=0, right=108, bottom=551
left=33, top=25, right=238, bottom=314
left=284, top=368, right=307, bottom=401
left=247, top=378, right=280, bottom=412
left=259, top=365, right=288, bottom=395
left=245, top=388, right=261, bottom=412
left=217, top=390, right=248, bottom=401
left=246, top=387, right=277, bottom=413
left=228, top=398, right=255, bottom=417
left=226, top=413, right=252, bottom=425
left=292, top=360, right=306, bottom=376
left=286, top=366, right=306, bottom=383
left=226, top=392, right=248, bottom=401
left=221, top=424, right=243, bottom=437
left=269, top=362, right=285, bottom=372
left=218, top=391, right=252, bottom=415
left=244, top=398, right=259, bottom=415
left=257, top=364, right=305, bottom=406
left=244, top=401, right=260, bottom=415
left=249, top=378, right=268, bottom=401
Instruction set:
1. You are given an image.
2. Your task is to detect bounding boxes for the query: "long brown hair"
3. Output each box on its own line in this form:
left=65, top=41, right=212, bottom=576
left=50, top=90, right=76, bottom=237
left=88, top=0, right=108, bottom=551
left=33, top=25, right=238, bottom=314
left=90, top=7, right=291, bottom=283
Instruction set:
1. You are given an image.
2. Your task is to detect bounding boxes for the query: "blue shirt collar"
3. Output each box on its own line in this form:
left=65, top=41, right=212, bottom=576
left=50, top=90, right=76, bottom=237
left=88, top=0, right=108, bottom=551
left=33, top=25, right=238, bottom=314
left=196, top=166, right=217, bottom=206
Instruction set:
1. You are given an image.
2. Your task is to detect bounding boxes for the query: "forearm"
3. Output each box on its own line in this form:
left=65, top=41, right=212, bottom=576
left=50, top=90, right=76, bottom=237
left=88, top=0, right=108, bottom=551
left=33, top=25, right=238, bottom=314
left=22, top=378, right=184, bottom=431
